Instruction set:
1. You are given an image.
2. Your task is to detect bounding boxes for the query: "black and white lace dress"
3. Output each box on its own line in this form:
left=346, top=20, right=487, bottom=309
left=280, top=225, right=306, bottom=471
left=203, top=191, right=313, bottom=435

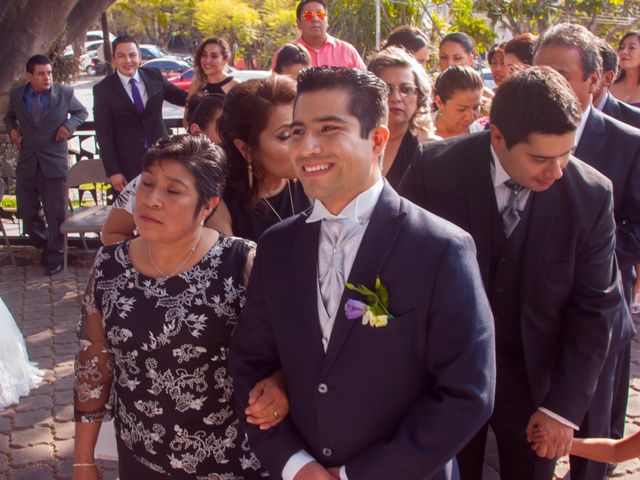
left=74, top=235, right=268, bottom=480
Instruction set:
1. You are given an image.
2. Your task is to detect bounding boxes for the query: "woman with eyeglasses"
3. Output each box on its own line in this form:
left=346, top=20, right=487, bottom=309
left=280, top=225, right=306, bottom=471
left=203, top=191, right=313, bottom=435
left=368, top=47, right=439, bottom=188
left=611, top=31, right=640, bottom=107
left=433, top=65, right=484, bottom=139
left=189, top=38, right=239, bottom=97
left=503, top=33, right=536, bottom=77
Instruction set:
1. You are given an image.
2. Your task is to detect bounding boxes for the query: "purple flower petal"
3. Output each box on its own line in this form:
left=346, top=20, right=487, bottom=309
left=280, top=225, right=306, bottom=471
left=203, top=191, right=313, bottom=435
left=344, top=299, right=367, bottom=320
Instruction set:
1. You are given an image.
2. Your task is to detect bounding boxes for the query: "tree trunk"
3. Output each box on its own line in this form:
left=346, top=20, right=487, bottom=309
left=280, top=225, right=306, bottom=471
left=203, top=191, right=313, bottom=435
left=0, top=0, right=117, bottom=116
left=65, top=0, right=117, bottom=50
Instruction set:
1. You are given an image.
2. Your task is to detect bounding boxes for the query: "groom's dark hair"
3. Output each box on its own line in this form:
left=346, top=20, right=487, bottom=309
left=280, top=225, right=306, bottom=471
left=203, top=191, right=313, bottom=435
left=295, top=67, right=389, bottom=138
left=490, top=66, right=580, bottom=149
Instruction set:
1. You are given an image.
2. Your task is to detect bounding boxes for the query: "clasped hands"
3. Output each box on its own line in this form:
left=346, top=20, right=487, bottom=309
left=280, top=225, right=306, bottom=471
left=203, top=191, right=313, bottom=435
left=526, top=410, right=573, bottom=459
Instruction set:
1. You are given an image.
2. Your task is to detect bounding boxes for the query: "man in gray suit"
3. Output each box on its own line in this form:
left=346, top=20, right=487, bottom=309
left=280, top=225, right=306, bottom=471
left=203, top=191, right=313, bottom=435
left=4, top=54, right=88, bottom=275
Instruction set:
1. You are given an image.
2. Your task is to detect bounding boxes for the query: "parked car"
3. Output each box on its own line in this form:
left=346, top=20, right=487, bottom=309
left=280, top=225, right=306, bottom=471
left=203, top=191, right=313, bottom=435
left=139, top=44, right=170, bottom=62
left=481, top=67, right=496, bottom=90
left=86, top=30, right=115, bottom=44
left=169, top=67, right=271, bottom=91
left=143, top=57, right=191, bottom=79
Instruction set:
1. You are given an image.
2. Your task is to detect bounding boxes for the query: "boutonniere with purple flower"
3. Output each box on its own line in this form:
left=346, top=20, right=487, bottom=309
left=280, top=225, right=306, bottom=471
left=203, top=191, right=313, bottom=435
left=344, top=276, right=393, bottom=328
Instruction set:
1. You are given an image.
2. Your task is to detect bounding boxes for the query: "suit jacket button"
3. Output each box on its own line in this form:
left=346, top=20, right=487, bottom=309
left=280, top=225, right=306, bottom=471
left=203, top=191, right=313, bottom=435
left=317, top=383, right=328, bottom=394
left=496, top=286, right=504, bottom=294
left=322, top=447, right=332, bottom=457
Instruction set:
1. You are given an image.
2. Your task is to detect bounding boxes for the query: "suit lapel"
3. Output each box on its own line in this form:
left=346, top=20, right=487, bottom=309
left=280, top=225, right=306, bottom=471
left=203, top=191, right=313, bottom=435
left=15, top=85, right=32, bottom=125
left=39, top=84, right=60, bottom=124
left=462, top=136, right=495, bottom=288
left=139, top=68, right=162, bottom=113
left=520, top=185, right=558, bottom=300
left=109, top=73, right=139, bottom=115
left=292, top=216, right=326, bottom=350
left=574, top=109, right=606, bottom=169
left=321, top=182, right=406, bottom=376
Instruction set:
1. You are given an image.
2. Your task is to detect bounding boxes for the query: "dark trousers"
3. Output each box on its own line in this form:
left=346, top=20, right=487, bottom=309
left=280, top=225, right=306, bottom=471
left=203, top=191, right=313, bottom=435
left=16, top=167, right=66, bottom=266
left=570, top=346, right=619, bottom=480
left=457, top=355, right=556, bottom=480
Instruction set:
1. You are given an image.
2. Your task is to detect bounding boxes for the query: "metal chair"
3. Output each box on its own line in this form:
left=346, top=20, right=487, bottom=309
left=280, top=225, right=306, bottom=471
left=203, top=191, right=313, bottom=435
left=0, top=178, right=17, bottom=268
left=59, top=160, right=112, bottom=274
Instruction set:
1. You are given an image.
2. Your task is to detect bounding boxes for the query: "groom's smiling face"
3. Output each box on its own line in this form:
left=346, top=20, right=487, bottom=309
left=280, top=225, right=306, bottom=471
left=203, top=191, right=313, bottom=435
left=290, top=88, right=387, bottom=214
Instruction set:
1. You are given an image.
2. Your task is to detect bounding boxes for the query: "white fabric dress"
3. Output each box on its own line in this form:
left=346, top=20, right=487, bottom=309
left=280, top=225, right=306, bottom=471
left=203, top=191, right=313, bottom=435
left=0, top=297, right=44, bottom=409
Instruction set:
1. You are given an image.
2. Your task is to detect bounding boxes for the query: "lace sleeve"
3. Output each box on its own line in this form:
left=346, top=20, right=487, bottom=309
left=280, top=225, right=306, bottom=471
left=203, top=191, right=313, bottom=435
left=74, top=266, right=113, bottom=423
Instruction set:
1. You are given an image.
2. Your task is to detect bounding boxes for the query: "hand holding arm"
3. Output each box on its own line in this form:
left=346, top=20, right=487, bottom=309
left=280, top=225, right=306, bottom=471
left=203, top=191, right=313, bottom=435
left=9, top=129, right=22, bottom=149
left=109, top=174, right=127, bottom=193
left=570, top=430, right=640, bottom=464
left=526, top=410, right=573, bottom=459
left=55, top=125, right=71, bottom=142
left=245, top=369, right=289, bottom=430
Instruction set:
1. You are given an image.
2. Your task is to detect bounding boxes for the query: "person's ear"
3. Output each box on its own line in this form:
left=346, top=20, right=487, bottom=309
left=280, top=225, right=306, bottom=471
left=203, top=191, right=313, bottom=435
left=372, top=126, right=390, bottom=155
left=435, top=95, right=444, bottom=111
left=603, top=70, right=616, bottom=89
left=588, top=70, right=601, bottom=95
left=200, top=197, right=221, bottom=223
left=489, top=124, right=506, bottom=150
left=233, top=138, right=252, bottom=163
left=189, top=123, right=203, bottom=135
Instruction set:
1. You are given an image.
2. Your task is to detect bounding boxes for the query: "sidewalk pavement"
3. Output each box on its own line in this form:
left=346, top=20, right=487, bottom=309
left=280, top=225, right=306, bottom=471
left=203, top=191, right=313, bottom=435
left=0, top=249, right=639, bottom=479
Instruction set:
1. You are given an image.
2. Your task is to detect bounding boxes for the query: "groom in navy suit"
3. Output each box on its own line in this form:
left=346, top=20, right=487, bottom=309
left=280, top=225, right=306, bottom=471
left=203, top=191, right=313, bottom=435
left=229, top=67, right=496, bottom=480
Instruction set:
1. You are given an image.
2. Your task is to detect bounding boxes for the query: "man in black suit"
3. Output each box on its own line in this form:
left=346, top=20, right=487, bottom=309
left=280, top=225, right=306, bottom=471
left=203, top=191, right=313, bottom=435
left=400, top=67, right=625, bottom=480
left=93, top=35, right=187, bottom=194
left=229, top=67, right=495, bottom=480
left=4, top=55, right=88, bottom=275
left=594, top=40, right=640, bottom=129
left=534, top=24, right=639, bottom=480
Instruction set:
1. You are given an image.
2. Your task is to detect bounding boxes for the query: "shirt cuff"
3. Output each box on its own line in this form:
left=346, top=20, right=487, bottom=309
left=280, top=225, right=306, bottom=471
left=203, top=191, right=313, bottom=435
left=340, top=465, right=348, bottom=480
left=538, top=407, right=580, bottom=430
left=282, top=450, right=315, bottom=480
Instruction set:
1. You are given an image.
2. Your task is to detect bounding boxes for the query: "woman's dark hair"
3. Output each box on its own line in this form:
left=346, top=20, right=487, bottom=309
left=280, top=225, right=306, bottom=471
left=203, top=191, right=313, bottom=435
left=616, top=31, right=640, bottom=85
left=186, top=94, right=225, bottom=132
left=142, top=134, right=228, bottom=216
left=491, top=67, right=580, bottom=149
left=504, top=33, right=537, bottom=66
left=297, top=67, right=389, bottom=139
left=381, top=25, right=429, bottom=54
left=435, top=65, right=483, bottom=103
left=274, top=43, right=311, bottom=73
left=599, top=40, right=619, bottom=75
left=191, top=38, right=232, bottom=95
left=439, top=32, right=474, bottom=55
left=219, top=75, right=297, bottom=207
left=368, top=46, right=434, bottom=137
left=487, top=42, right=506, bottom=65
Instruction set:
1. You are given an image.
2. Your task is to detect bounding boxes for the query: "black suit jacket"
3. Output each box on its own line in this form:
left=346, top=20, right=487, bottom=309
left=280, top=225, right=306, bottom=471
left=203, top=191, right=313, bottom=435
left=601, top=91, right=640, bottom=129
left=229, top=182, right=495, bottom=480
left=93, top=67, right=187, bottom=180
left=575, top=107, right=640, bottom=269
left=399, top=132, right=626, bottom=426
left=4, top=83, right=87, bottom=179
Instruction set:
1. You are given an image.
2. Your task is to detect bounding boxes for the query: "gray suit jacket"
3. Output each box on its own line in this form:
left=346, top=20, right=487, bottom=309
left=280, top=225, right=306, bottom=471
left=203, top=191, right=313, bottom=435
left=4, top=83, right=88, bottom=179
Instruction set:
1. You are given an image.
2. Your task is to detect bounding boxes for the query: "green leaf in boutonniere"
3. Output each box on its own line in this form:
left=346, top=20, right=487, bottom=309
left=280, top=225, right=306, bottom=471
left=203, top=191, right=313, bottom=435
left=345, top=276, right=393, bottom=327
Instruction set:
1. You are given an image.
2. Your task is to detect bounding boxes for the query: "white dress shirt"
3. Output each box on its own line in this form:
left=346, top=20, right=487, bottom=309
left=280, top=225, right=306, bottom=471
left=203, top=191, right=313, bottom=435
left=490, top=147, right=579, bottom=431
left=282, top=178, right=384, bottom=480
left=117, top=69, right=148, bottom=107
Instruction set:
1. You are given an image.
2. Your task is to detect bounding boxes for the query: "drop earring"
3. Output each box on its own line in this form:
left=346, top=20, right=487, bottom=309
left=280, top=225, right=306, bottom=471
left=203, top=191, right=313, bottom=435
left=247, top=162, right=254, bottom=189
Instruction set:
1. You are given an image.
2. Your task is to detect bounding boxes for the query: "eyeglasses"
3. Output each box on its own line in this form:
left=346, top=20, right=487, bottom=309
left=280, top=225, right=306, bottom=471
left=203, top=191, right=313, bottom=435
left=387, top=84, right=418, bottom=97
left=303, top=10, right=326, bottom=21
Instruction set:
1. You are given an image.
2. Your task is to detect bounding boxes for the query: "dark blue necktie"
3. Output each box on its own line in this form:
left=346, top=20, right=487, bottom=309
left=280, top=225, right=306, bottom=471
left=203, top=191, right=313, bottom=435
left=129, top=78, right=144, bottom=115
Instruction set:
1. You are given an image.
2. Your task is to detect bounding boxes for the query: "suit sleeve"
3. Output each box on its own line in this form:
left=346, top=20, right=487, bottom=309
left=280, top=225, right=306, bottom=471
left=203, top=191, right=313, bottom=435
left=614, top=144, right=640, bottom=267
left=541, top=186, right=622, bottom=425
left=162, top=76, right=187, bottom=106
left=228, top=242, right=309, bottom=476
left=345, top=233, right=496, bottom=479
left=3, top=92, right=19, bottom=132
left=62, top=88, right=88, bottom=133
left=93, top=83, right=121, bottom=177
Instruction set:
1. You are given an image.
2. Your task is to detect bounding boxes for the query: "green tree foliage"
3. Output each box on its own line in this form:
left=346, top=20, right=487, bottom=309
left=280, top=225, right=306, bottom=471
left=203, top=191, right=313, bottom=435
left=430, top=0, right=497, bottom=53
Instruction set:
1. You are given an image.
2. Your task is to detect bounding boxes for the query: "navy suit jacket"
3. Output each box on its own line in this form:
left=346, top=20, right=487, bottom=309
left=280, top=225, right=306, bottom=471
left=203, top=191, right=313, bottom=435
left=601, top=91, right=640, bottom=129
left=575, top=107, right=640, bottom=270
left=93, top=66, right=187, bottom=180
left=229, top=182, right=495, bottom=480
left=4, top=83, right=87, bottom=179
left=399, top=132, right=628, bottom=426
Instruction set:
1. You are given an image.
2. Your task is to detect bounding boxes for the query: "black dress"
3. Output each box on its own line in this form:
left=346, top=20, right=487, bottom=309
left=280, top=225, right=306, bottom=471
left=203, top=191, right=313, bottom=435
left=224, top=180, right=311, bottom=242
left=204, top=77, right=235, bottom=95
left=74, top=236, right=268, bottom=480
left=386, top=131, right=421, bottom=190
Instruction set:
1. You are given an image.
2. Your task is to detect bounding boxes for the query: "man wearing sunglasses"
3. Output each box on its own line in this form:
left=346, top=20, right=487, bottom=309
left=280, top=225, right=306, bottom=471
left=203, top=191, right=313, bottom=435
left=292, top=0, right=366, bottom=70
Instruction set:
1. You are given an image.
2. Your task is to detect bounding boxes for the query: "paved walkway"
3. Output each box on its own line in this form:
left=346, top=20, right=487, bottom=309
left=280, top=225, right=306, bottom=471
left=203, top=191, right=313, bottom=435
left=0, top=248, right=639, bottom=479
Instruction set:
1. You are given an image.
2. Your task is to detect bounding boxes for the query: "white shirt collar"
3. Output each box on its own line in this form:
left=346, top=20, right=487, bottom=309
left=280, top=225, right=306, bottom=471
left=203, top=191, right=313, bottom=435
left=117, top=69, right=142, bottom=88
left=490, top=146, right=512, bottom=188
left=574, top=104, right=592, bottom=148
left=306, top=178, right=384, bottom=224
left=595, top=91, right=609, bottom=112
